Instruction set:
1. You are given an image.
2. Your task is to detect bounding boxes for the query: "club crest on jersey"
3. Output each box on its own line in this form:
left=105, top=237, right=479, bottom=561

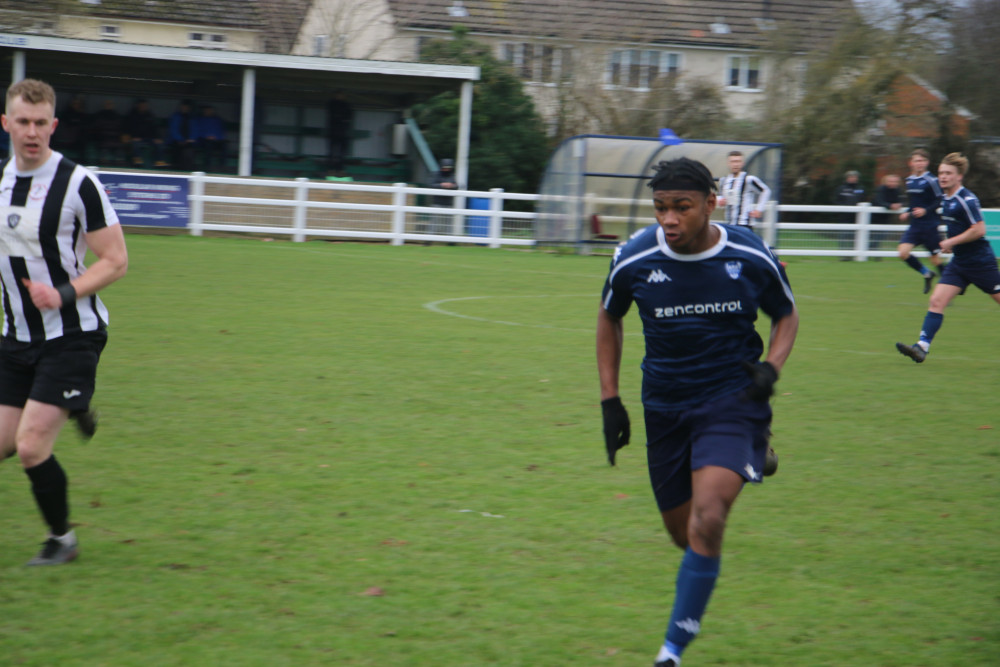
left=7, top=213, right=20, bottom=229
left=647, top=268, right=671, bottom=283
left=725, top=261, right=743, bottom=279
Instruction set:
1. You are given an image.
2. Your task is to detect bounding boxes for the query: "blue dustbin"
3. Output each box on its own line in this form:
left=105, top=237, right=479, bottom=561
left=467, top=197, right=489, bottom=238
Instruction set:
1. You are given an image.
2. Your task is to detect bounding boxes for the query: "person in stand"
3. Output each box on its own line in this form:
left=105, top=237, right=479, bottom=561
left=832, top=170, right=865, bottom=258
left=871, top=173, right=904, bottom=257
left=195, top=104, right=227, bottom=172
left=0, top=78, right=128, bottom=565
left=326, top=92, right=354, bottom=174
left=717, top=150, right=772, bottom=229
left=597, top=157, right=798, bottom=666
left=53, top=93, right=89, bottom=163
left=123, top=98, right=165, bottom=168
left=92, top=99, right=124, bottom=166
left=167, top=99, right=197, bottom=171
left=896, top=153, right=1000, bottom=363
left=897, top=149, right=945, bottom=294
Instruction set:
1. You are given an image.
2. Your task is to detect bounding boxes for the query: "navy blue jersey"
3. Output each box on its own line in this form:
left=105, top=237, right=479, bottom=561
left=940, top=186, right=995, bottom=268
left=601, top=223, right=795, bottom=410
left=905, top=172, right=942, bottom=225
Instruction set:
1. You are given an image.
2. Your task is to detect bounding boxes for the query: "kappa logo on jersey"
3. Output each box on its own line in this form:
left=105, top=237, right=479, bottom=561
left=725, top=261, right=743, bottom=279
left=612, top=245, right=623, bottom=263
left=647, top=269, right=671, bottom=283
left=7, top=213, right=20, bottom=229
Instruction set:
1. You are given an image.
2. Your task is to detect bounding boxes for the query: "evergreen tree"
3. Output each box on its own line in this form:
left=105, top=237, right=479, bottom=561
left=414, top=27, right=549, bottom=194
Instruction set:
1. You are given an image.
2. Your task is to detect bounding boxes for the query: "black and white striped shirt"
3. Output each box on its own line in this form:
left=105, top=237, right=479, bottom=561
left=719, top=171, right=772, bottom=227
left=0, top=151, right=119, bottom=342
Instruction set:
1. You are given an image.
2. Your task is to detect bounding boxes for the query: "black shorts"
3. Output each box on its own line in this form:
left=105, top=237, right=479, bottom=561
left=645, top=390, right=772, bottom=511
left=0, top=330, right=108, bottom=411
left=939, top=261, right=1000, bottom=294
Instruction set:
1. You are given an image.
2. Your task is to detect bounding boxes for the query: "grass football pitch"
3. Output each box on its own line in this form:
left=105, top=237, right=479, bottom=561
left=1, top=235, right=997, bottom=666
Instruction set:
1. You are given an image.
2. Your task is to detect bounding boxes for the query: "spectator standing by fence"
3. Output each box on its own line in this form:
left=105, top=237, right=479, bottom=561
left=871, top=173, right=903, bottom=256
left=833, top=170, right=865, bottom=258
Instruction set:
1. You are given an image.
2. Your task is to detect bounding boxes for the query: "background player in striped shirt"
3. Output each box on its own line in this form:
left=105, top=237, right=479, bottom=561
left=0, top=79, right=128, bottom=565
left=597, top=158, right=798, bottom=666
left=896, top=153, right=1000, bottom=363
left=897, top=149, right=945, bottom=293
left=717, top=150, right=772, bottom=228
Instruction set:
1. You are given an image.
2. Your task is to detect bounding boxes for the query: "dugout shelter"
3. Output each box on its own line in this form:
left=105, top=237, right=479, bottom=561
left=537, top=134, right=782, bottom=248
left=0, top=33, right=478, bottom=184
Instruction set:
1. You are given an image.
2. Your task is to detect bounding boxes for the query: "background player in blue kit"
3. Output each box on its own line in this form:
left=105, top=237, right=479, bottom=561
left=896, top=153, right=1000, bottom=363
left=596, top=158, right=799, bottom=666
left=897, top=149, right=945, bottom=294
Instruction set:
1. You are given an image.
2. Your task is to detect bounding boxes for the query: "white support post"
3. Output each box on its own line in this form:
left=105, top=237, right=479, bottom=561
left=188, top=172, right=205, bottom=236
left=292, top=177, right=309, bottom=243
left=239, top=68, right=256, bottom=177
left=391, top=182, right=407, bottom=246
left=488, top=188, right=503, bottom=248
left=12, top=51, right=26, bottom=82
left=762, top=200, right=778, bottom=249
left=854, top=203, right=871, bottom=262
left=454, top=80, right=473, bottom=237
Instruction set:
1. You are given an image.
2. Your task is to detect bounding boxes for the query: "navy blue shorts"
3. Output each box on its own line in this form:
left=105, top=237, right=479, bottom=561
left=0, top=330, right=108, bottom=412
left=939, top=261, right=1000, bottom=295
left=899, top=223, right=942, bottom=254
left=645, top=390, right=772, bottom=511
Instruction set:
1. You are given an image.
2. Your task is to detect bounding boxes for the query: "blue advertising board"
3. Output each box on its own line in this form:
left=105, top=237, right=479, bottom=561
left=98, top=172, right=189, bottom=228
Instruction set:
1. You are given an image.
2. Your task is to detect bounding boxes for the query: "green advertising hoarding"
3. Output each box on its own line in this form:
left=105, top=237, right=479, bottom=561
left=985, top=210, right=1000, bottom=255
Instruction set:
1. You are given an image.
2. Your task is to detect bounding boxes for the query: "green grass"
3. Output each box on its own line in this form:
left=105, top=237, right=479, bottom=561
left=1, top=236, right=997, bottom=666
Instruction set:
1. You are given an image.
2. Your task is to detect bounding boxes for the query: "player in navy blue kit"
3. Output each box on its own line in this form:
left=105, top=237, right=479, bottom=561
left=596, top=158, right=799, bottom=666
left=897, top=149, right=945, bottom=294
left=896, top=153, right=1000, bottom=363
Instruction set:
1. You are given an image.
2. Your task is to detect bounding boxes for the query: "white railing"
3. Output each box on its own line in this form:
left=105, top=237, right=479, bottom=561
left=186, top=174, right=998, bottom=259
left=187, top=173, right=538, bottom=248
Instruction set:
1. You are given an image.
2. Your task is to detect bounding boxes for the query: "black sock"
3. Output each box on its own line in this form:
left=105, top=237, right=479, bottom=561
left=904, top=255, right=926, bottom=274
left=25, top=455, right=70, bottom=536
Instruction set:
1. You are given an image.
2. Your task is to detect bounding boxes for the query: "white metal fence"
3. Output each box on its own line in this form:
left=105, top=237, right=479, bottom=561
left=186, top=174, right=999, bottom=260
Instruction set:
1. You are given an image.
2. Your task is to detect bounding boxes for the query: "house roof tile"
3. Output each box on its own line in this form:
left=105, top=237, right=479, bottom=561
left=387, top=0, right=853, bottom=50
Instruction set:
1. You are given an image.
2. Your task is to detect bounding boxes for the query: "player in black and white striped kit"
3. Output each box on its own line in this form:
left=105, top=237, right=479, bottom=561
left=717, top=151, right=772, bottom=228
left=0, top=79, right=128, bottom=566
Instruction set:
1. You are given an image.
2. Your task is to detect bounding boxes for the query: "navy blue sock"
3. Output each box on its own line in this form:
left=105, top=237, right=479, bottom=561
left=665, top=547, right=721, bottom=654
left=904, top=255, right=929, bottom=275
left=919, top=311, right=944, bottom=348
left=25, top=455, right=70, bottom=536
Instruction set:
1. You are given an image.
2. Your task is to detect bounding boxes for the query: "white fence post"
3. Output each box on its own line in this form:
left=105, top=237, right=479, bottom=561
left=292, top=177, right=309, bottom=243
left=391, top=182, right=407, bottom=246
left=854, top=203, right=871, bottom=262
left=488, top=188, right=504, bottom=249
left=188, top=171, right=205, bottom=236
left=762, top=200, right=778, bottom=248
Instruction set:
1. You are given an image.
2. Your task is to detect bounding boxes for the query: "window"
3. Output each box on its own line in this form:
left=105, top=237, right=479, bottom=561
left=726, top=55, right=761, bottom=91
left=99, top=24, right=120, bottom=42
left=189, top=32, right=227, bottom=50
left=313, top=35, right=329, bottom=57
left=607, top=50, right=681, bottom=90
left=500, top=43, right=573, bottom=84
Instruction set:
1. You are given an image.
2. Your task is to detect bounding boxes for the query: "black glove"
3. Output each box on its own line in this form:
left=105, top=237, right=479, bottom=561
left=741, top=360, right=779, bottom=401
left=601, top=397, right=631, bottom=466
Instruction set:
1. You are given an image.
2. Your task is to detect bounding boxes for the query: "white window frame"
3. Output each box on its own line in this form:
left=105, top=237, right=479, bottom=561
left=99, top=24, right=121, bottom=42
left=726, top=55, right=762, bottom=92
left=500, top=42, right=573, bottom=85
left=606, top=49, right=682, bottom=91
left=189, top=31, right=228, bottom=50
